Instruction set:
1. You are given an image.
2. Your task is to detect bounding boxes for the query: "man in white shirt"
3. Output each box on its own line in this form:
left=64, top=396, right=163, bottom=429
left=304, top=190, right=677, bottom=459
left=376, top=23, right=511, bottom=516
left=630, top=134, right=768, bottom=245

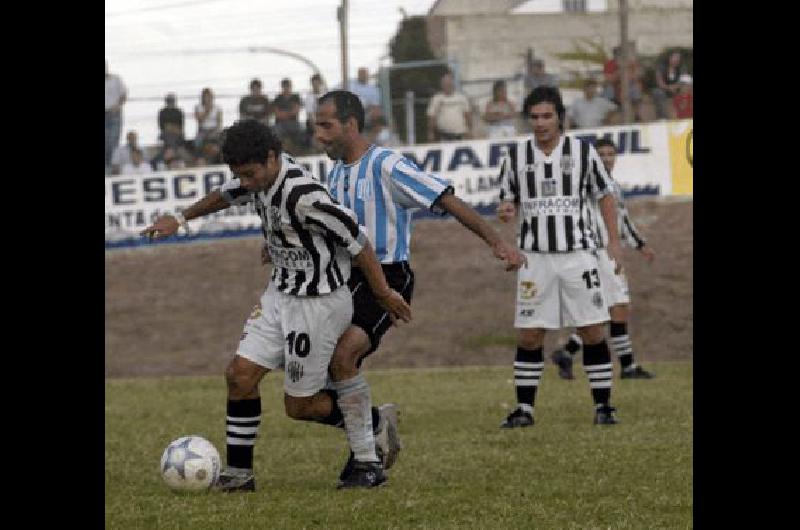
left=426, top=72, right=472, bottom=142
left=105, top=60, right=128, bottom=171
left=567, top=79, right=617, bottom=130
left=348, top=68, right=382, bottom=129
left=120, top=149, right=153, bottom=175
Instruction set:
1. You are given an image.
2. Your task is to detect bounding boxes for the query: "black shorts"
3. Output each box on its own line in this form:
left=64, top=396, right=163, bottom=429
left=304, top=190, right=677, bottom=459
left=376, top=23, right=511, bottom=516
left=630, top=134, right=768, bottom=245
left=348, top=261, right=415, bottom=360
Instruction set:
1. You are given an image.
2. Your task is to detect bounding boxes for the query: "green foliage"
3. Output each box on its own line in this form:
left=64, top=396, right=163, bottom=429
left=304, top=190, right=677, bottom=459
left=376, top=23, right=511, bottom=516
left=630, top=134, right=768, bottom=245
left=387, top=16, right=448, bottom=143
left=106, top=362, right=693, bottom=529
left=555, top=38, right=610, bottom=89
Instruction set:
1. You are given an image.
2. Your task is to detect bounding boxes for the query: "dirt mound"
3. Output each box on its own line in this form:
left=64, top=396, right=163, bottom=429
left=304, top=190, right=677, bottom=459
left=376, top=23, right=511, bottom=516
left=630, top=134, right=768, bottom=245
left=105, top=198, right=692, bottom=378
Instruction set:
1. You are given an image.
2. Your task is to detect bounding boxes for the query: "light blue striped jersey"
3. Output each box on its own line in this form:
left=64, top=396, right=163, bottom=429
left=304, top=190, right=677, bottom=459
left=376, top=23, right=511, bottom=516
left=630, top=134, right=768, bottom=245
left=327, top=144, right=452, bottom=263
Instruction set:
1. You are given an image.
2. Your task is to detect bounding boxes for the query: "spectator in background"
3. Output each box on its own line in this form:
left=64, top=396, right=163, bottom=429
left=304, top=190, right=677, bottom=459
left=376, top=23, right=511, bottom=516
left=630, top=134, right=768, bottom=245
left=305, top=73, right=327, bottom=146
left=110, top=130, right=141, bottom=175
left=652, top=51, right=688, bottom=120
left=158, top=93, right=185, bottom=149
left=483, top=80, right=517, bottom=138
left=426, top=71, right=472, bottom=142
left=151, top=143, right=191, bottom=172
left=239, top=78, right=271, bottom=125
left=567, top=78, right=617, bottom=130
left=367, top=115, right=400, bottom=147
left=672, top=74, right=693, bottom=119
left=194, top=87, right=223, bottom=151
left=349, top=67, right=382, bottom=129
left=199, top=140, right=223, bottom=166
left=603, top=45, right=643, bottom=120
left=272, top=78, right=304, bottom=152
left=523, top=58, right=558, bottom=93
left=105, top=60, right=128, bottom=171
left=120, top=149, right=153, bottom=175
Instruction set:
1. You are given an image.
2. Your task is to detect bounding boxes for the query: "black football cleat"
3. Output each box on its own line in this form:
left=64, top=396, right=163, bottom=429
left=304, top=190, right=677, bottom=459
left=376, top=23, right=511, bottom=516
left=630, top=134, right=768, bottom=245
left=337, top=460, right=387, bottom=489
left=214, top=469, right=256, bottom=492
left=621, top=365, right=655, bottom=379
left=550, top=349, right=575, bottom=380
left=594, top=405, right=618, bottom=425
left=500, top=408, right=534, bottom=428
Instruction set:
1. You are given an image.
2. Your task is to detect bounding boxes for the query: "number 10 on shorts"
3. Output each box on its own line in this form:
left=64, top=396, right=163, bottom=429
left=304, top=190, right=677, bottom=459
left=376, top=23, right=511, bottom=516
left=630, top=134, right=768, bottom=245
left=286, top=331, right=311, bottom=358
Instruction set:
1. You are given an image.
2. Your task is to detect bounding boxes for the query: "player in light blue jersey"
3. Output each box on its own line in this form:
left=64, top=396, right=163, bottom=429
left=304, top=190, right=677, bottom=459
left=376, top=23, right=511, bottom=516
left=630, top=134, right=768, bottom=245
left=287, top=90, right=525, bottom=486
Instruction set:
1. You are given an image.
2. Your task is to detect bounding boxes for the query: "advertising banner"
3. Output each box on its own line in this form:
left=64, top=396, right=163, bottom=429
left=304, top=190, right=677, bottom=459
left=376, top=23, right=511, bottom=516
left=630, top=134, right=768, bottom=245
left=106, top=120, right=691, bottom=241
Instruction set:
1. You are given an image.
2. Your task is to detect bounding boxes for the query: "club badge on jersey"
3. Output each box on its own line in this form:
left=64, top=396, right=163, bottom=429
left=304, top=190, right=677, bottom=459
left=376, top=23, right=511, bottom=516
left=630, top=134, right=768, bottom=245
left=542, top=179, right=557, bottom=197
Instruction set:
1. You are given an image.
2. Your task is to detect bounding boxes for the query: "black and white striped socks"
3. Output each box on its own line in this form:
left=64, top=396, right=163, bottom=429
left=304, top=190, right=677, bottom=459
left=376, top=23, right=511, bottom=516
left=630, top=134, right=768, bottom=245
left=582, top=341, right=613, bottom=407
left=609, top=322, right=635, bottom=370
left=226, top=398, right=261, bottom=472
left=513, top=346, right=544, bottom=414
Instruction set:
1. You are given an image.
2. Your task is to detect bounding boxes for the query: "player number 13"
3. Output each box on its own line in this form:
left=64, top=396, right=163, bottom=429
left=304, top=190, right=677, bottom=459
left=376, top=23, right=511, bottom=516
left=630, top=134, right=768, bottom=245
left=582, top=269, right=600, bottom=289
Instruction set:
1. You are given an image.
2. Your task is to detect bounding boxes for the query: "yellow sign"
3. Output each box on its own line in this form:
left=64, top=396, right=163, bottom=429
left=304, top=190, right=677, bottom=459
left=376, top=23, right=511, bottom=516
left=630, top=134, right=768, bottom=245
left=669, top=120, right=693, bottom=195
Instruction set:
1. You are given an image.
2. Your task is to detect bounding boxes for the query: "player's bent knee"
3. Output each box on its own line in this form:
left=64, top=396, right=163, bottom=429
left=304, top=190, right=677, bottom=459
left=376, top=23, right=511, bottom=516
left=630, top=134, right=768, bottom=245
left=225, top=356, right=265, bottom=397
left=284, top=395, right=315, bottom=420
left=518, top=329, right=545, bottom=350
left=577, top=325, right=605, bottom=345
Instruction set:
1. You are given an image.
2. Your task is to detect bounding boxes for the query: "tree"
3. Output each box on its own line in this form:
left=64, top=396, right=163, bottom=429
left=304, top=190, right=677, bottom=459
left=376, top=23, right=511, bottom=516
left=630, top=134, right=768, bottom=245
left=388, top=16, right=448, bottom=143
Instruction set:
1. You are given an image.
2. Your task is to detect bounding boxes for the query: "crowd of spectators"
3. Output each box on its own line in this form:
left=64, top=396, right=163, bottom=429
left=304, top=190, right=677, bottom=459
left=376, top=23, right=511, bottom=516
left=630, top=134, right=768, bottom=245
left=105, top=48, right=692, bottom=176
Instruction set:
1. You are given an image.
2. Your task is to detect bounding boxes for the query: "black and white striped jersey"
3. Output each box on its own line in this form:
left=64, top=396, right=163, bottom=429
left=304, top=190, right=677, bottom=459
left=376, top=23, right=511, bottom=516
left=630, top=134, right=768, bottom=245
left=220, top=154, right=367, bottom=297
left=586, top=175, right=647, bottom=250
left=499, top=134, right=612, bottom=253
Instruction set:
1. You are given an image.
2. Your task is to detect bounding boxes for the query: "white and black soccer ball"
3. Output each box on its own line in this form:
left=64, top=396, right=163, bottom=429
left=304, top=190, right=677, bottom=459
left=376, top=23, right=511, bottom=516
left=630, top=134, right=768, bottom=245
left=160, top=435, right=221, bottom=491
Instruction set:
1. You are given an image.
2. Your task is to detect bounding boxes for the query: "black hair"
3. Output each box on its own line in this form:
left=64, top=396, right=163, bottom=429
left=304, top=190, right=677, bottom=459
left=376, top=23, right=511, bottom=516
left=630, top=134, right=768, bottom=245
left=493, top=79, right=506, bottom=95
left=250, top=78, right=262, bottom=88
left=317, top=90, right=365, bottom=133
left=522, top=86, right=566, bottom=129
left=311, top=73, right=322, bottom=83
left=594, top=138, right=617, bottom=151
left=221, top=119, right=282, bottom=166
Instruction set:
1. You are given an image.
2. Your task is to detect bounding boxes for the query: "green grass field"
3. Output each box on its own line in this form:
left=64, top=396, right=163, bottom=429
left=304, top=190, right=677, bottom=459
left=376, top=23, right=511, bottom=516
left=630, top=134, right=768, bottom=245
left=105, top=362, right=692, bottom=529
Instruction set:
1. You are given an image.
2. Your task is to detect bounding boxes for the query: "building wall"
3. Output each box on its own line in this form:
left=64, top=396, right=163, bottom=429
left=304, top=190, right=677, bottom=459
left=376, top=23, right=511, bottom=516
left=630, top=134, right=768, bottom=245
left=428, top=9, right=692, bottom=85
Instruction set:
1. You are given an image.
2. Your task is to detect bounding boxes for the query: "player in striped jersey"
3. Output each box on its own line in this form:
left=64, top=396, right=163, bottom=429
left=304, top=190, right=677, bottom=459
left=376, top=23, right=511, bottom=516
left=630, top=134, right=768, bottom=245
left=497, top=86, right=623, bottom=428
left=301, top=90, right=524, bottom=483
left=551, top=137, right=656, bottom=380
left=141, top=119, right=411, bottom=491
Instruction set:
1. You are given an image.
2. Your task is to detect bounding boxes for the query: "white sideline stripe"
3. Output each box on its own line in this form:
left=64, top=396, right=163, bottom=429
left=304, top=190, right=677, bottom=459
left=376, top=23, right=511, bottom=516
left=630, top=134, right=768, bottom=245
left=226, top=438, right=256, bottom=446
left=514, top=362, right=544, bottom=368
left=226, top=415, right=261, bottom=423
left=226, top=425, right=259, bottom=435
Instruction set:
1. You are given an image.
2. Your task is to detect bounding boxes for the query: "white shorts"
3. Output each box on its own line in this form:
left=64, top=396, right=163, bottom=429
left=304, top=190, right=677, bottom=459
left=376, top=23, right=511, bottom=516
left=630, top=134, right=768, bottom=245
left=236, top=282, right=353, bottom=397
left=597, top=248, right=630, bottom=306
left=515, top=250, right=609, bottom=329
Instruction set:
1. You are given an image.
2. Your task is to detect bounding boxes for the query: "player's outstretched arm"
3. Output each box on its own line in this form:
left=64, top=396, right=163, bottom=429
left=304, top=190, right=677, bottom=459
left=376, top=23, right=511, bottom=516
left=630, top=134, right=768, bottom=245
left=141, top=189, right=229, bottom=240
left=353, top=242, right=412, bottom=324
left=436, top=193, right=526, bottom=271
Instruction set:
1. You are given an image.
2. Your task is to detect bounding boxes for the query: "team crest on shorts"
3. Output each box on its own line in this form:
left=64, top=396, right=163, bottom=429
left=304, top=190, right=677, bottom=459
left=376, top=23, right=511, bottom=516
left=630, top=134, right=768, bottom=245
left=287, top=360, right=304, bottom=383
left=592, top=291, right=604, bottom=309
left=248, top=303, right=262, bottom=320
left=520, top=281, right=537, bottom=299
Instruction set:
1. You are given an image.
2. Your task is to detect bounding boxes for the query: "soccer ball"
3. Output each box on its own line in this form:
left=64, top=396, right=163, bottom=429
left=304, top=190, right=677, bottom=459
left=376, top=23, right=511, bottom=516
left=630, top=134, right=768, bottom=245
left=160, top=435, right=221, bottom=491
